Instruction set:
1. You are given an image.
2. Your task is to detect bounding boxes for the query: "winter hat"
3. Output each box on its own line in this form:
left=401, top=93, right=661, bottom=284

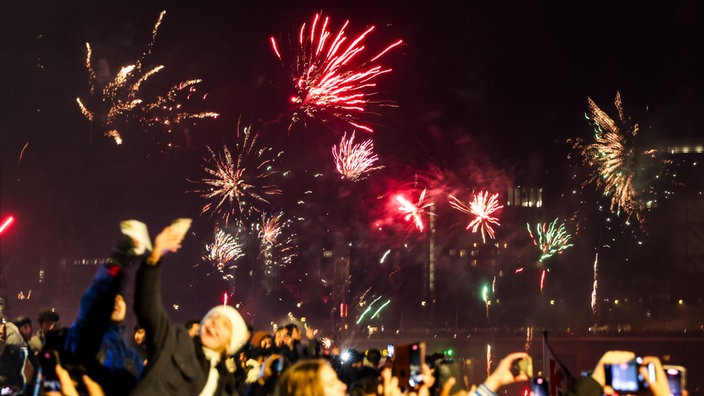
left=250, top=330, right=272, bottom=348
left=201, top=305, right=248, bottom=355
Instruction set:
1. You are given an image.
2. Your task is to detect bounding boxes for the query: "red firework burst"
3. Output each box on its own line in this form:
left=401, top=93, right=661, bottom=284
left=395, top=189, right=432, bottom=232
left=270, top=12, right=403, bottom=132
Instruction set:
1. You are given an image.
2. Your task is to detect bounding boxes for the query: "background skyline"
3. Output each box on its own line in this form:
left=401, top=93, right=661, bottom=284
left=1, top=1, right=703, bottom=330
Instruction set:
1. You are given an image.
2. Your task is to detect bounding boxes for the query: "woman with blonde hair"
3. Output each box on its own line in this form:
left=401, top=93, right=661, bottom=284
left=274, top=359, right=347, bottom=396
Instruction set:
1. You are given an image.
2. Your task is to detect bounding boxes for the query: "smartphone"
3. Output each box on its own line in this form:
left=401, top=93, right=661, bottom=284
left=408, top=342, right=425, bottom=388
left=170, top=218, right=192, bottom=239
left=532, top=377, right=549, bottom=396
left=392, top=342, right=425, bottom=390
left=664, top=365, right=686, bottom=396
left=39, top=349, right=62, bottom=391
left=275, top=356, right=285, bottom=373
left=387, top=344, right=395, bottom=359
left=604, top=358, right=650, bottom=393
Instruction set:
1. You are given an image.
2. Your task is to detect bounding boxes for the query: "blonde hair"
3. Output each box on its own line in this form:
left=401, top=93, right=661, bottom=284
left=274, top=359, right=329, bottom=396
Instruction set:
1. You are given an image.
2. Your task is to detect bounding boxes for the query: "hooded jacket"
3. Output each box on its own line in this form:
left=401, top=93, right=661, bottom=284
left=63, top=263, right=144, bottom=396
left=0, top=322, right=29, bottom=390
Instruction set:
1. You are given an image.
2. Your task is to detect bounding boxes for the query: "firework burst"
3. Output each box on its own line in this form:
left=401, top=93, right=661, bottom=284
left=395, top=188, right=433, bottom=232
left=332, top=131, right=383, bottom=181
left=203, top=228, right=244, bottom=280
left=197, top=125, right=282, bottom=225
left=449, top=191, right=503, bottom=243
left=76, top=10, right=218, bottom=146
left=257, top=212, right=296, bottom=265
left=526, top=218, right=574, bottom=263
left=270, top=12, right=403, bottom=132
left=571, top=91, right=649, bottom=222
left=256, top=212, right=297, bottom=294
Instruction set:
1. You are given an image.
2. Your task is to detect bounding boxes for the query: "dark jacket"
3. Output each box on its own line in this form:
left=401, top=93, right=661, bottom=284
left=567, top=376, right=604, bottom=396
left=132, top=261, right=238, bottom=396
left=63, top=263, right=143, bottom=396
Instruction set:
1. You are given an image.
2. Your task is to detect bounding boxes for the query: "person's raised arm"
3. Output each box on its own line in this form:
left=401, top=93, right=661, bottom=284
left=134, top=224, right=186, bottom=356
left=145, top=224, right=184, bottom=266
left=472, top=352, right=529, bottom=396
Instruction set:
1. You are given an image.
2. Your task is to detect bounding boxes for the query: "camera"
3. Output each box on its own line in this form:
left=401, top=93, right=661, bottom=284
left=532, top=377, right=549, bottom=396
left=431, top=357, right=466, bottom=394
left=664, top=365, right=686, bottom=396
left=39, top=349, right=62, bottom=391
left=604, top=357, right=654, bottom=393
left=510, top=356, right=533, bottom=378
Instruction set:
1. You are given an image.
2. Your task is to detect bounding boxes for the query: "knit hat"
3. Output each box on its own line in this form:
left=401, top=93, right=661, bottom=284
left=250, top=330, right=272, bottom=348
left=37, top=308, right=59, bottom=324
left=13, top=316, right=31, bottom=328
left=201, top=305, right=248, bottom=355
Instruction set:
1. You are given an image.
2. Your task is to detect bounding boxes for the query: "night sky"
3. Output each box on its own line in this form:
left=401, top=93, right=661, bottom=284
left=2, top=1, right=704, bottom=328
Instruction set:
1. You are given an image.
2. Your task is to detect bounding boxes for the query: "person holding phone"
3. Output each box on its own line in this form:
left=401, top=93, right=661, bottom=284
left=468, top=352, right=531, bottom=396
left=569, top=350, right=672, bottom=396
left=131, top=222, right=250, bottom=396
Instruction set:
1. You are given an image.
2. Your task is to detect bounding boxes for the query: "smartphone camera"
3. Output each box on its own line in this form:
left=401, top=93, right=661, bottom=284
left=604, top=357, right=652, bottom=393
left=532, top=377, right=549, bottom=396
left=39, top=349, right=62, bottom=391
left=664, top=365, right=686, bottom=396
left=408, top=343, right=423, bottom=388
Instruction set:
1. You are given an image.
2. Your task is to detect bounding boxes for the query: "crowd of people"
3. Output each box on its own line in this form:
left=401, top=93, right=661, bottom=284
left=0, top=221, right=685, bottom=395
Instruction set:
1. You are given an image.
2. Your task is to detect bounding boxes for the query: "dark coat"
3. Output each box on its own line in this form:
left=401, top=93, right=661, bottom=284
left=131, top=261, right=238, bottom=396
left=63, top=263, right=143, bottom=396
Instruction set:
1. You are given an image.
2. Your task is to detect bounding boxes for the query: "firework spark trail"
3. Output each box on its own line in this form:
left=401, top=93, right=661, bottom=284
left=379, top=249, right=391, bottom=264
left=370, top=299, right=391, bottom=320
left=203, top=228, right=244, bottom=280
left=526, top=218, right=574, bottom=263
left=332, top=132, right=383, bottom=181
left=574, top=92, right=644, bottom=221
left=356, top=296, right=383, bottom=325
left=270, top=12, right=403, bottom=132
left=76, top=10, right=218, bottom=145
left=539, top=269, right=547, bottom=293
left=449, top=191, right=503, bottom=243
left=198, top=126, right=282, bottom=225
left=18, top=142, right=29, bottom=165
left=591, top=252, right=599, bottom=316
left=481, top=283, right=490, bottom=319
left=524, top=327, right=534, bottom=352
left=395, top=188, right=433, bottom=232
left=486, top=344, right=492, bottom=378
